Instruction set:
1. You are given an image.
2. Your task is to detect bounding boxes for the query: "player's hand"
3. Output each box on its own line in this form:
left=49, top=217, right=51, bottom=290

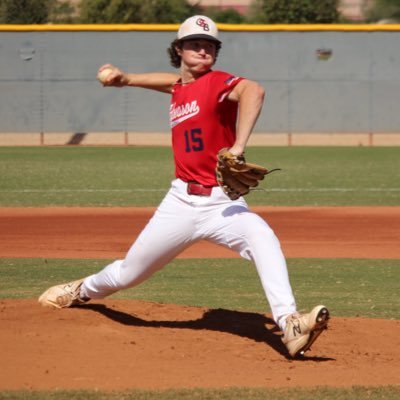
left=228, top=144, right=245, bottom=157
left=97, top=64, right=126, bottom=87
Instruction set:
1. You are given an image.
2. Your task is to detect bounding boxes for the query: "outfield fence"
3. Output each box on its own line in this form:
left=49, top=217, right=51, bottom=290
left=0, top=24, right=399, bottom=145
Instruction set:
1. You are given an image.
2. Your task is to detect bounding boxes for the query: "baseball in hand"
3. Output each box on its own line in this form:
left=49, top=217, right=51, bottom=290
left=97, top=67, right=114, bottom=84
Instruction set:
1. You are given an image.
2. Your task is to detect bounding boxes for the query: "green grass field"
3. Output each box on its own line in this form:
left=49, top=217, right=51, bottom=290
left=1, top=258, right=399, bottom=320
left=0, top=146, right=399, bottom=206
left=0, top=146, right=399, bottom=400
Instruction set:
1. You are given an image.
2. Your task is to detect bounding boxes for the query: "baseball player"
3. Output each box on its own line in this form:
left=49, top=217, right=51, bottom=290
left=39, top=15, right=329, bottom=358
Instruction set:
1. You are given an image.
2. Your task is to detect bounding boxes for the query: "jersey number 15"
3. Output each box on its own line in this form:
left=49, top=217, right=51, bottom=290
left=184, top=128, right=204, bottom=152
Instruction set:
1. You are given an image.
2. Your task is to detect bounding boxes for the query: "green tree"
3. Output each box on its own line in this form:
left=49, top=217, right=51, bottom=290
left=79, top=0, right=201, bottom=24
left=0, top=0, right=51, bottom=23
left=80, top=0, right=141, bottom=23
left=139, top=0, right=201, bottom=23
left=205, top=7, right=246, bottom=23
left=249, top=0, right=340, bottom=24
left=366, top=0, right=400, bottom=22
left=49, top=0, right=77, bottom=23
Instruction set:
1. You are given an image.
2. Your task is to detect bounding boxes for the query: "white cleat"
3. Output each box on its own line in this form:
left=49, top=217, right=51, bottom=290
left=38, top=279, right=88, bottom=309
left=282, top=305, right=329, bottom=358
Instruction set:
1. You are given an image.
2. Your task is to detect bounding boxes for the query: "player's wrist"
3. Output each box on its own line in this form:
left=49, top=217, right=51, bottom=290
left=228, top=145, right=245, bottom=156
left=119, top=73, right=133, bottom=87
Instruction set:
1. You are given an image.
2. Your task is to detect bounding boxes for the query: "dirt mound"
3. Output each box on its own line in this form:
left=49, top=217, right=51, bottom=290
left=1, top=206, right=399, bottom=390
left=1, top=299, right=399, bottom=390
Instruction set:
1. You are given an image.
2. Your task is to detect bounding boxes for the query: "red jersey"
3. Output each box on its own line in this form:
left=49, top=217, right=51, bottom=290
left=170, top=70, right=244, bottom=186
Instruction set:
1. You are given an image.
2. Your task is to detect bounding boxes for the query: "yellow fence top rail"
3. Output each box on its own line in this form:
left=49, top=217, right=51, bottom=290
left=1, top=23, right=400, bottom=32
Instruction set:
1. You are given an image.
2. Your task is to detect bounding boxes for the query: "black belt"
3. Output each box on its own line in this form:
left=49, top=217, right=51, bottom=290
left=187, top=182, right=214, bottom=196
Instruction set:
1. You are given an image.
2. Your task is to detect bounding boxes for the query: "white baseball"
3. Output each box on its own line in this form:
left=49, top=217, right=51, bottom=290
left=97, top=67, right=114, bottom=84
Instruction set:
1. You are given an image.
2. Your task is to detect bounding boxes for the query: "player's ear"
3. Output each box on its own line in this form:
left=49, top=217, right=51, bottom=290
left=175, top=40, right=184, bottom=56
left=175, top=46, right=182, bottom=56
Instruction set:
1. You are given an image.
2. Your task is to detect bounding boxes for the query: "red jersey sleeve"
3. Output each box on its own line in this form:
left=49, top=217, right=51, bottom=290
left=211, top=70, right=243, bottom=103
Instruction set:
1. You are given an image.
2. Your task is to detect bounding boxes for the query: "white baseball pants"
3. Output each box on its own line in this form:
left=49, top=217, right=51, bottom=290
left=82, top=178, right=296, bottom=328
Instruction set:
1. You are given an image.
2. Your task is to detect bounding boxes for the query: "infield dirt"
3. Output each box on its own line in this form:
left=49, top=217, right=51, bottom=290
left=0, top=206, right=399, bottom=390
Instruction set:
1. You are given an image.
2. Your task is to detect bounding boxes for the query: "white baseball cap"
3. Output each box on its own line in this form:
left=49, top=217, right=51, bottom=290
left=177, top=15, right=221, bottom=43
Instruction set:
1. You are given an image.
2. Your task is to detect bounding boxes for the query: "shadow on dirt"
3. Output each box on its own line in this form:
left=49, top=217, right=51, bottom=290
left=82, top=303, right=334, bottom=362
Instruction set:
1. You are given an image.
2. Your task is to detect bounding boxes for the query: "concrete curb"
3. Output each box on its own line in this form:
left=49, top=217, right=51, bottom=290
left=0, top=132, right=400, bottom=146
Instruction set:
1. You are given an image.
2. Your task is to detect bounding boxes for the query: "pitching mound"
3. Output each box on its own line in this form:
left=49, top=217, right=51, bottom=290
left=1, top=206, right=399, bottom=390
left=1, top=299, right=399, bottom=390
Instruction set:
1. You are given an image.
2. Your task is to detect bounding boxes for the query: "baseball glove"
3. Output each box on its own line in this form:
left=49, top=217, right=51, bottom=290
left=215, top=148, right=279, bottom=200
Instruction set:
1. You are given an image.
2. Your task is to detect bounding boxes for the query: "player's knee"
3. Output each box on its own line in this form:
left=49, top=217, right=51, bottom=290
left=246, top=222, right=279, bottom=246
left=117, top=257, right=163, bottom=289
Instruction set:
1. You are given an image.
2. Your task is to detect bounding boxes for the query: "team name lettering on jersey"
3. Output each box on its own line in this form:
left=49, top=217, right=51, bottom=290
left=169, top=101, right=200, bottom=128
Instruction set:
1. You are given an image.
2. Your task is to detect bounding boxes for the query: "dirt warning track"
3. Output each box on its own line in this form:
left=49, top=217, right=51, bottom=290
left=0, top=206, right=399, bottom=259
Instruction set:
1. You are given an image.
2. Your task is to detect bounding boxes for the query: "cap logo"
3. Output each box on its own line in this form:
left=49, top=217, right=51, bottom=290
left=196, top=18, right=210, bottom=32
